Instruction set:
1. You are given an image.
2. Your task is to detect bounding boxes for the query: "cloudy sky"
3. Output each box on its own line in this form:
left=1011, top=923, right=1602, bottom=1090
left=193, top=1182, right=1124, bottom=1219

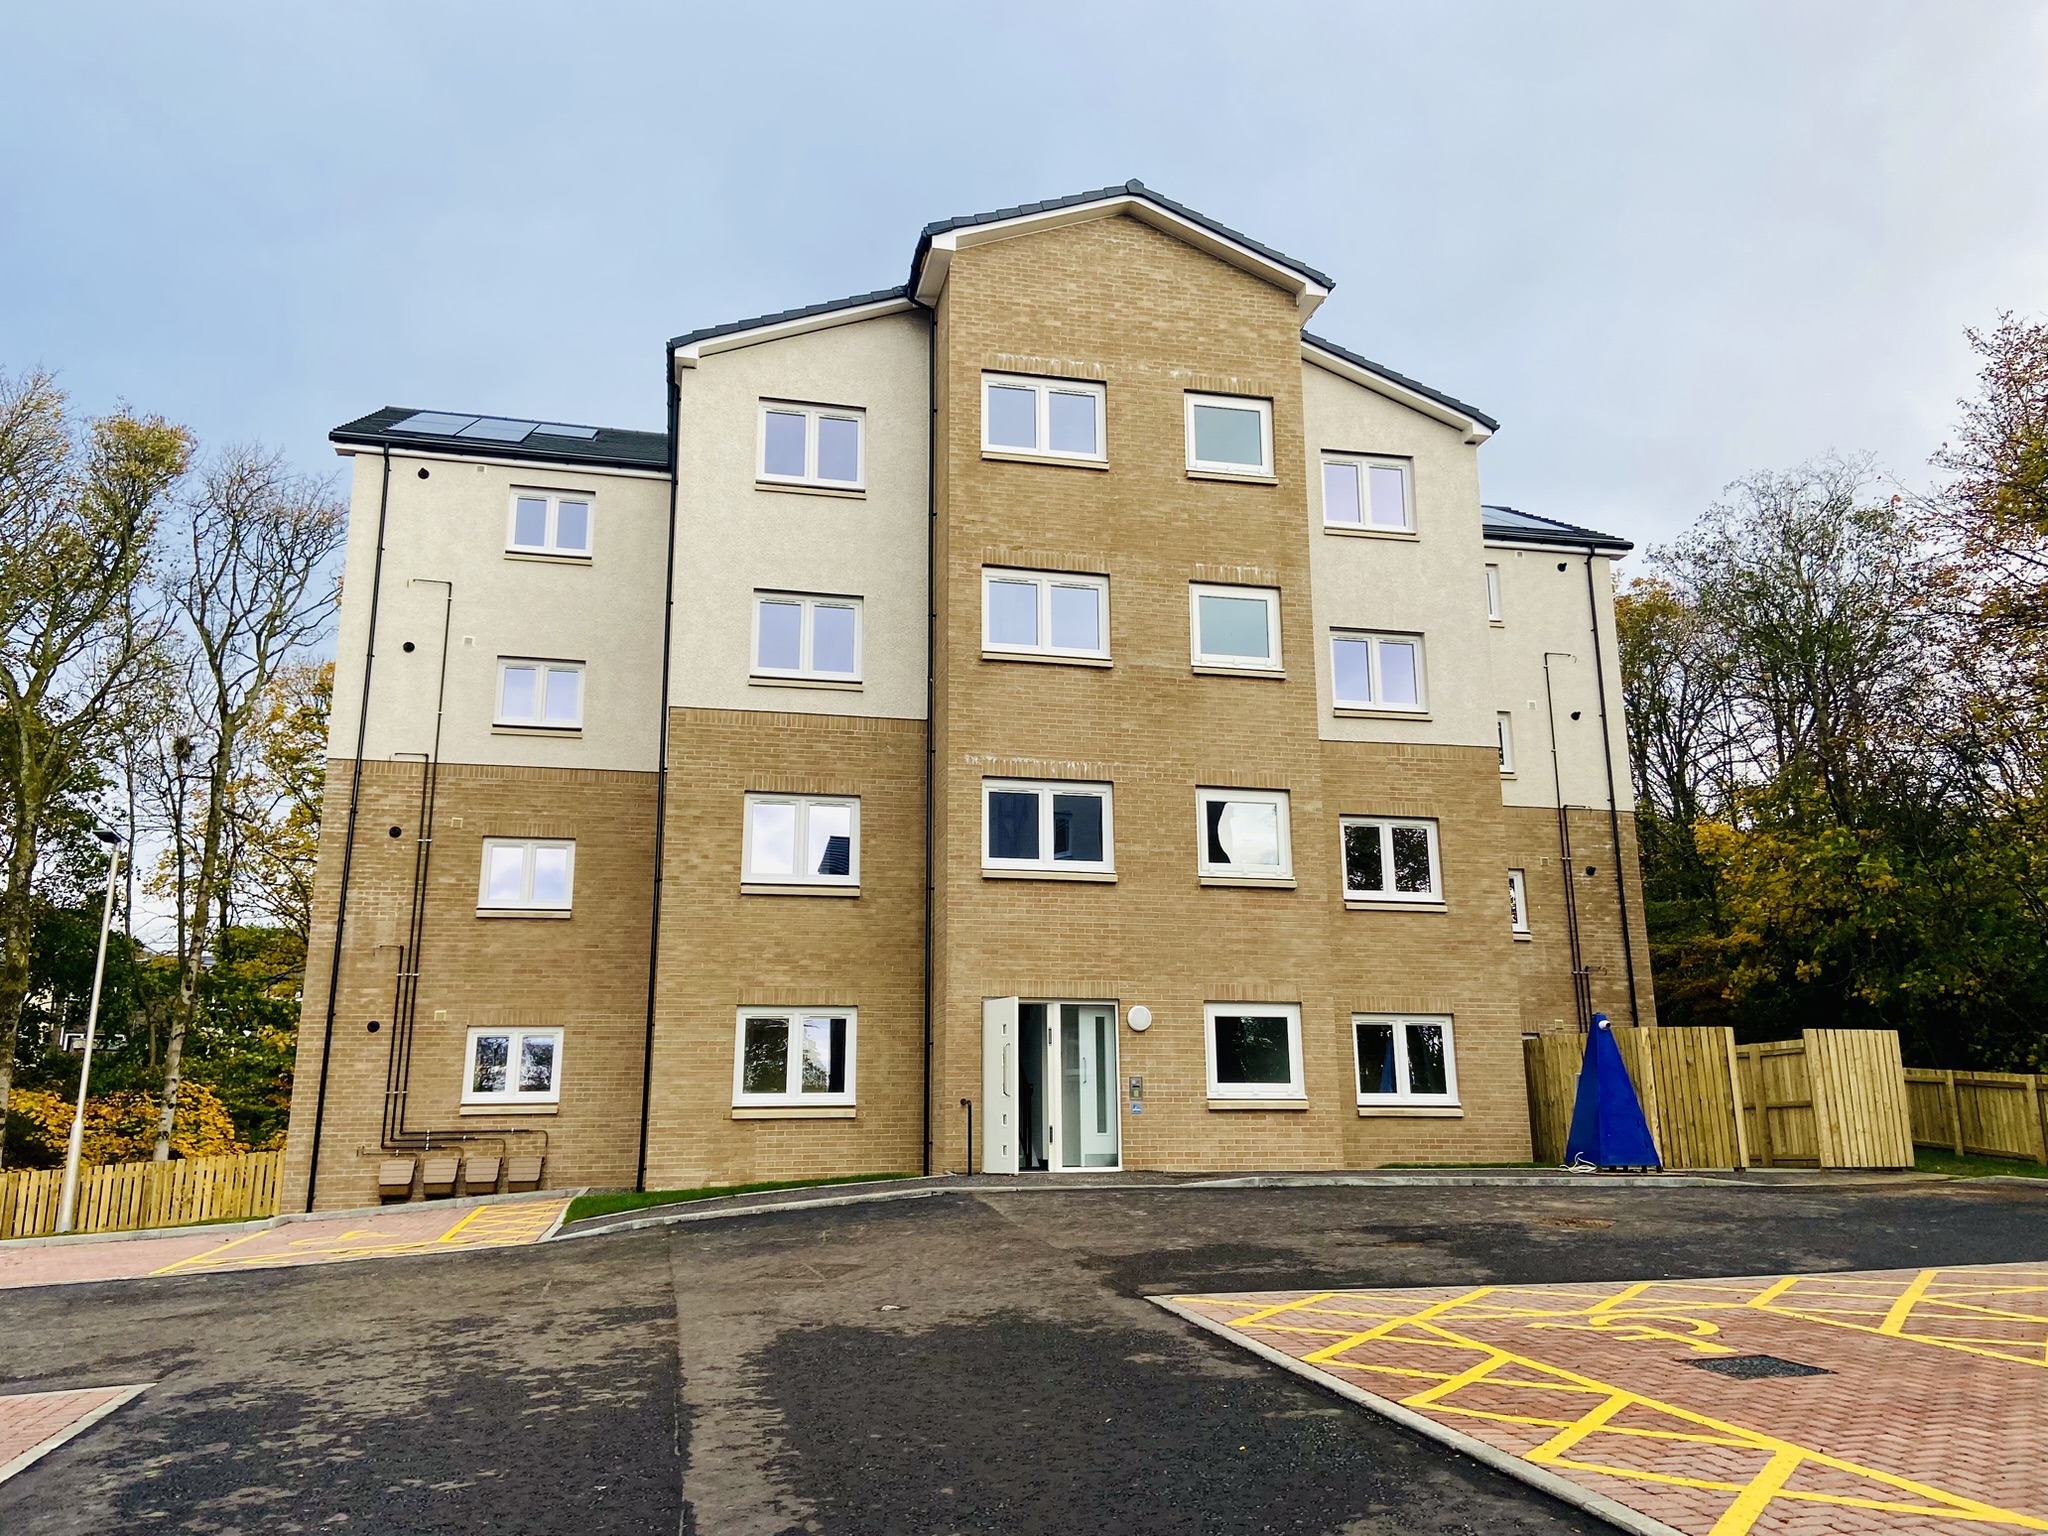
left=5, top=1, right=2047, bottom=560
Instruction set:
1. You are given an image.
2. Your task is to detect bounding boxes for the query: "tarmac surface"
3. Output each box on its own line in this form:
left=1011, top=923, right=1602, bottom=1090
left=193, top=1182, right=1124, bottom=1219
left=2, top=1176, right=2046, bottom=1534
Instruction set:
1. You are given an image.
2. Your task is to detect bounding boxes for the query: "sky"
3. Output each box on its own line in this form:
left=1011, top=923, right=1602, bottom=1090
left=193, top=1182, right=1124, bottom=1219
left=4, top=1, right=2047, bottom=557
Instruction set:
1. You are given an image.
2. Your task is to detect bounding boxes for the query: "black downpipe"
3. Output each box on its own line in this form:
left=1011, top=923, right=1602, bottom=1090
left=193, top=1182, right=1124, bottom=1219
left=921, top=307, right=937, bottom=1177
left=636, top=359, right=683, bottom=1190
left=1542, top=651, right=1592, bottom=1030
left=305, top=447, right=393, bottom=1210
left=1583, top=555, right=1642, bottom=1027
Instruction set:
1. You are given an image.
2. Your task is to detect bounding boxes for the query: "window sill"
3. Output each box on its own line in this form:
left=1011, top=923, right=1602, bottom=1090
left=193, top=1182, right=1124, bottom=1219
left=1201, top=875, right=1297, bottom=889
left=1333, top=707, right=1431, bottom=721
left=981, top=448, right=1109, bottom=471
left=1187, top=468, right=1278, bottom=485
left=1489, top=619, right=1506, bottom=628
left=983, top=867, right=1117, bottom=883
left=749, top=675, right=864, bottom=692
left=504, top=550, right=593, bottom=566
left=1343, top=898, right=1447, bottom=913
left=1322, top=524, right=1417, bottom=540
left=1513, top=932, right=1533, bottom=943
left=1357, top=1104, right=1463, bottom=1118
left=1192, top=664, right=1285, bottom=680
left=981, top=650, right=1113, bottom=669
left=1207, top=1097, right=1309, bottom=1111
left=476, top=907, right=573, bottom=920
left=731, top=1105, right=858, bottom=1120
left=755, top=479, right=865, bottom=500
left=492, top=724, right=584, bottom=738
left=740, top=883, right=860, bottom=898
left=460, top=1101, right=560, bottom=1116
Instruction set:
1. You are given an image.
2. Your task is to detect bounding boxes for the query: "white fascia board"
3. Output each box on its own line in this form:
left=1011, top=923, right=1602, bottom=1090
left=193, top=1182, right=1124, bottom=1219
left=1482, top=537, right=1629, bottom=557
left=672, top=296, right=921, bottom=368
left=915, top=195, right=1331, bottom=321
left=1302, top=343, right=1493, bottom=445
left=330, top=444, right=671, bottom=481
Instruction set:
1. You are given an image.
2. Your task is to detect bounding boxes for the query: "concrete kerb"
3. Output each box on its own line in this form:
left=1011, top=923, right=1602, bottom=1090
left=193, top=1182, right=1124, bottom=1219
left=1148, top=1295, right=1688, bottom=1536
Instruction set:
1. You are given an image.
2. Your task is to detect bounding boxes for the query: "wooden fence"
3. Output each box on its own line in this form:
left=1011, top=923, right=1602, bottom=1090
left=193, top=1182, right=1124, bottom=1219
left=1904, top=1069, right=2048, bottom=1164
left=1524, top=1026, right=1748, bottom=1170
left=0, top=1149, right=284, bottom=1240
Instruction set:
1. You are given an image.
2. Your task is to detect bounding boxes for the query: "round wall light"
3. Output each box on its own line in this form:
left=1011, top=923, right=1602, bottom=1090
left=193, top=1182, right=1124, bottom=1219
left=1127, top=1005, right=1153, bottom=1032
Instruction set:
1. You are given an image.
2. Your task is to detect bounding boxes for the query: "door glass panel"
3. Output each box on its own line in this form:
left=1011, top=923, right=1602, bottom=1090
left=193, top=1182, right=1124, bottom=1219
left=1085, top=1009, right=1117, bottom=1166
left=1060, top=1007, right=1082, bottom=1170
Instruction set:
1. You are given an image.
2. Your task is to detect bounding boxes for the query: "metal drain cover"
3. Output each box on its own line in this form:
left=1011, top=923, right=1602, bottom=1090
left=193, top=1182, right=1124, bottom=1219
left=1690, top=1354, right=1830, bottom=1379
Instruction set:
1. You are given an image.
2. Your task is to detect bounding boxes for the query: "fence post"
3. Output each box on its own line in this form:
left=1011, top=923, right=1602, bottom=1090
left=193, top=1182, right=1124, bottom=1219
left=2032, top=1074, right=2048, bottom=1167
left=1942, top=1069, right=1964, bottom=1155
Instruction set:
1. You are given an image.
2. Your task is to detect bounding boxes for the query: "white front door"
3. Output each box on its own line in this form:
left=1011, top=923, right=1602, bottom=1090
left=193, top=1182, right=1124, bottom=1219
left=1054, top=1003, right=1119, bottom=1170
left=982, top=997, right=1019, bottom=1174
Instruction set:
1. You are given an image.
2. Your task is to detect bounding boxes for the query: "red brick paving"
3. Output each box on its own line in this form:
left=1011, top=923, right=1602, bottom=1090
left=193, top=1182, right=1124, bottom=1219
left=0, top=1385, right=147, bottom=1483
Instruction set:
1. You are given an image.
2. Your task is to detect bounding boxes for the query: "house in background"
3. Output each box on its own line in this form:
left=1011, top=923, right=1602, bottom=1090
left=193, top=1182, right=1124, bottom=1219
left=280, top=182, right=1650, bottom=1210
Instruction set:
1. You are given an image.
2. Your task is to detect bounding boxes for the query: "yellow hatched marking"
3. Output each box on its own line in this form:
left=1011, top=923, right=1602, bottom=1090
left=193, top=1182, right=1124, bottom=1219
left=1877, top=1267, right=1940, bottom=1335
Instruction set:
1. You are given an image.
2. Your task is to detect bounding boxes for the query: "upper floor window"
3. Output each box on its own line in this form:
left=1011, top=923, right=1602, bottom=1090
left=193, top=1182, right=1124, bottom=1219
left=982, top=374, right=1105, bottom=462
left=1330, top=631, right=1424, bottom=712
left=1485, top=563, right=1503, bottom=622
left=1186, top=393, right=1273, bottom=477
left=479, top=838, right=574, bottom=914
left=734, top=1008, right=856, bottom=1107
left=464, top=1026, right=563, bottom=1105
left=983, top=568, right=1109, bottom=660
left=759, top=401, right=864, bottom=490
left=1197, top=787, right=1292, bottom=883
left=1508, top=868, right=1531, bottom=935
left=754, top=593, right=861, bottom=683
left=743, top=794, right=859, bottom=888
left=1321, top=457, right=1410, bottom=531
left=983, top=779, right=1113, bottom=875
left=1191, top=583, right=1281, bottom=672
left=1497, top=712, right=1516, bottom=775
left=497, top=659, right=583, bottom=730
left=1342, top=816, right=1441, bottom=905
left=1354, top=1015, right=1457, bottom=1106
left=509, top=491, right=593, bottom=557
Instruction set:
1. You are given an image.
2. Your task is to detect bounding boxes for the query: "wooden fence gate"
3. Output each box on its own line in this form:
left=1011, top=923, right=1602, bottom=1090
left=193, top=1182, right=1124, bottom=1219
left=1904, top=1069, right=2048, bottom=1164
left=0, top=1149, right=284, bottom=1240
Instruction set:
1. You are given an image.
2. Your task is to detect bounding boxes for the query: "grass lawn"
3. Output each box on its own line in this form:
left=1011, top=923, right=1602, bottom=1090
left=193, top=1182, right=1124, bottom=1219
left=566, top=1172, right=918, bottom=1224
left=1915, top=1147, right=2048, bottom=1179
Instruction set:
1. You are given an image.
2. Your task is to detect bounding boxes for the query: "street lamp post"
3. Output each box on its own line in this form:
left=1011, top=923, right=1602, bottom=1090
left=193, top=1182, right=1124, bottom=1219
left=56, top=830, right=123, bottom=1235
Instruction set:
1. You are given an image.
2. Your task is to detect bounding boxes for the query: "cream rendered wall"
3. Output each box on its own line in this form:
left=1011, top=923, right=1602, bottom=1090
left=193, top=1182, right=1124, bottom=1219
left=326, top=448, right=670, bottom=771
left=1486, top=547, right=1634, bottom=812
left=1301, top=360, right=1494, bottom=752
left=670, top=310, right=930, bottom=720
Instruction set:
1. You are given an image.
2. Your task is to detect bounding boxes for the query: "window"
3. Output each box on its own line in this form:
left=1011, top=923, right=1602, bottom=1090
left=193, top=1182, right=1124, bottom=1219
left=497, top=660, right=583, bottom=729
left=981, top=373, right=1105, bottom=461
left=1485, top=563, right=1503, bottom=622
left=1196, top=787, right=1292, bottom=882
left=1330, top=631, right=1425, bottom=711
left=743, top=795, right=859, bottom=887
left=982, top=780, right=1113, bottom=875
left=1186, top=393, right=1274, bottom=476
left=758, top=401, right=864, bottom=489
left=1322, top=457, right=1410, bottom=530
left=753, top=593, right=862, bottom=682
left=981, top=568, right=1109, bottom=660
left=1354, top=1015, right=1458, bottom=1106
left=1341, top=817, right=1441, bottom=904
left=463, top=1027, right=563, bottom=1105
left=478, top=839, right=575, bottom=912
left=1496, top=712, right=1516, bottom=774
left=508, top=492, right=593, bottom=556
left=733, top=1008, right=857, bottom=1106
left=1205, top=1002, right=1304, bottom=1100
left=1190, top=583, right=1281, bottom=672
left=1508, top=869, right=1531, bottom=935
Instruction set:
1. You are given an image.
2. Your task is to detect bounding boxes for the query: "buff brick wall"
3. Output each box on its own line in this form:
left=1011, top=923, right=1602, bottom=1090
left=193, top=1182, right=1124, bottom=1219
left=281, top=759, right=656, bottom=1211
left=1504, top=805, right=1657, bottom=1036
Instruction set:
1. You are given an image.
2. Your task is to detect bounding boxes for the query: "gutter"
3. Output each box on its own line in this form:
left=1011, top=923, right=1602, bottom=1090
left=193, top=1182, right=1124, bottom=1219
left=637, top=358, right=683, bottom=1190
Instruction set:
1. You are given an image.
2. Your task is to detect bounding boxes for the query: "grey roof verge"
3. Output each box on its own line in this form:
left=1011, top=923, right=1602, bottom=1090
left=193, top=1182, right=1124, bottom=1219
left=1302, top=332, right=1500, bottom=432
left=909, top=179, right=1336, bottom=293
left=1482, top=503, right=1632, bottom=553
left=331, top=407, right=670, bottom=472
left=668, top=286, right=912, bottom=351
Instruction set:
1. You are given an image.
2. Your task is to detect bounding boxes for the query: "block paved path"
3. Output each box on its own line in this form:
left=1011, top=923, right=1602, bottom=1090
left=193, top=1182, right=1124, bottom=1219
left=0, top=1385, right=149, bottom=1484
left=1163, top=1262, right=2048, bottom=1536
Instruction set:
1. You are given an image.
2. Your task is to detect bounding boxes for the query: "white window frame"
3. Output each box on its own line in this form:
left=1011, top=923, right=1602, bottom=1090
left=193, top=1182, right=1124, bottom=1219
left=461, top=1026, right=564, bottom=1106
left=1190, top=583, right=1282, bottom=672
left=495, top=658, right=585, bottom=730
left=1185, top=392, right=1274, bottom=477
left=1329, top=630, right=1427, bottom=712
left=1340, top=816, right=1442, bottom=904
left=1195, top=786, right=1293, bottom=882
left=507, top=490, right=595, bottom=557
left=757, top=400, right=866, bottom=490
left=980, top=373, right=1106, bottom=462
left=1353, top=1014, right=1459, bottom=1107
left=751, top=592, right=864, bottom=683
left=980, top=568, right=1110, bottom=660
left=1204, top=1001, right=1305, bottom=1100
left=476, top=838, right=576, bottom=913
left=1485, top=563, right=1504, bottom=622
left=1497, top=712, right=1516, bottom=775
left=1321, top=455, right=1412, bottom=531
left=1508, top=868, right=1531, bottom=935
left=981, top=779, right=1115, bottom=875
left=731, top=1007, right=858, bottom=1107
left=741, top=794, right=860, bottom=888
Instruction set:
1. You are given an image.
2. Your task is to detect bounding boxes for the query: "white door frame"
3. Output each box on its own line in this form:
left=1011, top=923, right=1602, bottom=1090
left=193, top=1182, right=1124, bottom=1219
left=1028, top=998, right=1121, bottom=1173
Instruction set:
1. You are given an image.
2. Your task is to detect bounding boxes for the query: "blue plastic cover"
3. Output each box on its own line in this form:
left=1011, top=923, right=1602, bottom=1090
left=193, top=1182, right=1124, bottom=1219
left=1563, top=1014, right=1661, bottom=1169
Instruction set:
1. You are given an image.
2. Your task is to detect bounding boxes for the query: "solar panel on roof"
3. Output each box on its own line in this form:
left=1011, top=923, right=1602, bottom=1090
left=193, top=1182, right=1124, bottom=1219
left=389, top=412, right=479, bottom=435
left=531, top=423, right=599, bottom=440
left=455, top=417, right=539, bottom=442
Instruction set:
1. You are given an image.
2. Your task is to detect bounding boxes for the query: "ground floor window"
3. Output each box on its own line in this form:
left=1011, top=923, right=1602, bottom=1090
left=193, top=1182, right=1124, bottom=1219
left=1353, top=1014, right=1457, bottom=1106
left=733, top=1008, right=856, bottom=1106
left=463, top=1027, right=563, bottom=1105
left=1204, top=1002, right=1304, bottom=1100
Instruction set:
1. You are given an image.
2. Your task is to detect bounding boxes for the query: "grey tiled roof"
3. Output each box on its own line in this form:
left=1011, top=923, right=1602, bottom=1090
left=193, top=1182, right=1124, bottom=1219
left=668, top=286, right=912, bottom=351
left=331, top=407, right=670, bottom=472
left=1482, top=504, right=1632, bottom=552
left=1302, top=333, right=1500, bottom=432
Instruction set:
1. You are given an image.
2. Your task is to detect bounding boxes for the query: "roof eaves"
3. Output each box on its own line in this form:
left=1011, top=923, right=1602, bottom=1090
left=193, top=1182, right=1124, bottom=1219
left=1481, top=504, right=1632, bottom=553
left=667, top=286, right=912, bottom=352
left=1302, top=332, right=1500, bottom=433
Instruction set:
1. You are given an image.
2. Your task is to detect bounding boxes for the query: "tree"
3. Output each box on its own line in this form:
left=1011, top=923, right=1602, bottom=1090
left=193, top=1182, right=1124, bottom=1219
left=229, top=660, right=331, bottom=943
left=151, top=448, right=343, bottom=1160
left=0, top=369, right=186, bottom=1168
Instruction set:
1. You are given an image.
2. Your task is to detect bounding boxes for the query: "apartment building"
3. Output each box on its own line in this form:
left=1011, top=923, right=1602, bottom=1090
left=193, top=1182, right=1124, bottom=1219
left=281, top=182, right=1651, bottom=1210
